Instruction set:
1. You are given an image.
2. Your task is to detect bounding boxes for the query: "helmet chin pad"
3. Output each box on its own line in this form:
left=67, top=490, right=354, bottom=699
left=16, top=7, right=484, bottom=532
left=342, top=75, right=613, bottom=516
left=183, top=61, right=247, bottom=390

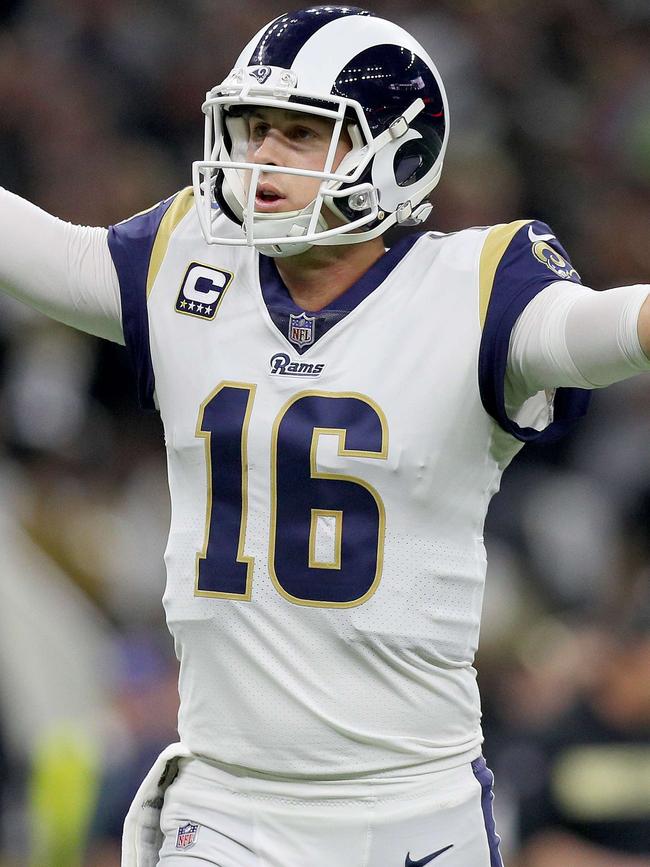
left=249, top=207, right=331, bottom=258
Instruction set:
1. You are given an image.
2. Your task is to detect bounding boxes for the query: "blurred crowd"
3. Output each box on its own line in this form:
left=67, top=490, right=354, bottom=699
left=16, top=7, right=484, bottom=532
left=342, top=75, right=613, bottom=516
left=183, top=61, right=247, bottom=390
left=0, top=0, right=649, bottom=864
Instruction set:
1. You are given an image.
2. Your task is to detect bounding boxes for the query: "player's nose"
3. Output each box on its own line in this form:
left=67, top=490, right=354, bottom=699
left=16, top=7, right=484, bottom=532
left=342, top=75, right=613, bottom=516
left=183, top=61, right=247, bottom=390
left=250, top=130, right=284, bottom=166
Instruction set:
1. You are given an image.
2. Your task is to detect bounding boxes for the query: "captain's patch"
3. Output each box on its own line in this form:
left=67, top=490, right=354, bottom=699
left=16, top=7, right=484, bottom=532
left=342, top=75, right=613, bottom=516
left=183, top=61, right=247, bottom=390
left=175, top=263, right=233, bottom=320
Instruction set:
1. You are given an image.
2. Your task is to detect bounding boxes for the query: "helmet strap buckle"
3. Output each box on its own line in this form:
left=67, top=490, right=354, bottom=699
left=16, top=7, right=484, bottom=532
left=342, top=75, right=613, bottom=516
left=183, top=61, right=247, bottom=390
left=396, top=201, right=412, bottom=223
left=397, top=201, right=433, bottom=226
left=389, top=116, right=410, bottom=140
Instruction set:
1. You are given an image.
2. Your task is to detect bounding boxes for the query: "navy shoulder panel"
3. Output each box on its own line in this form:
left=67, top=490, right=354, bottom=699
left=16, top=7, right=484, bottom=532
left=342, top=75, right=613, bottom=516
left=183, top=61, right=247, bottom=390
left=107, top=196, right=176, bottom=410
left=478, top=219, right=590, bottom=443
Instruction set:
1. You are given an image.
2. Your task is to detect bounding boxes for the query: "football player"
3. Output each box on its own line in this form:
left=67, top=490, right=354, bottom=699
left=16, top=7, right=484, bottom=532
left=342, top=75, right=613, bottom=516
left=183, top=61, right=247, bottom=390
left=1, top=6, right=650, bottom=866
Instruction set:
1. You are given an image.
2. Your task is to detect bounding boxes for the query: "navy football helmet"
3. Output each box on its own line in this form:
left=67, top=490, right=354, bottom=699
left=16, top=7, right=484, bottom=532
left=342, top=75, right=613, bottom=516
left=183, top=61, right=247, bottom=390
left=193, top=6, right=449, bottom=256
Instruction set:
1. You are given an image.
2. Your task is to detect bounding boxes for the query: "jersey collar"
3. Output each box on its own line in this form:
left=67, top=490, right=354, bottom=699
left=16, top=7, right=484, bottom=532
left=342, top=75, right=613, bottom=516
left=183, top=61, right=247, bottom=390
left=258, top=233, right=423, bottom=353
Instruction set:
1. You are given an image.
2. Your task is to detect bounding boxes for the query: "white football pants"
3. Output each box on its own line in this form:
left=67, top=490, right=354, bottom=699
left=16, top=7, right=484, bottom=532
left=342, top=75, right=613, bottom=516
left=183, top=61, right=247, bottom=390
left=153, top=754, right=504, bottom=867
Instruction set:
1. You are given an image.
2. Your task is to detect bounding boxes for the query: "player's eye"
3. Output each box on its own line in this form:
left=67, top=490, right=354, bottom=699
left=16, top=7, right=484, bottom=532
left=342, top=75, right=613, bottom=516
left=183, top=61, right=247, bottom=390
left=289, top=125, right=319, bottom=142
left=295, top=126, right=318, bottom=141
left=249, top=121, right=270, bottom=141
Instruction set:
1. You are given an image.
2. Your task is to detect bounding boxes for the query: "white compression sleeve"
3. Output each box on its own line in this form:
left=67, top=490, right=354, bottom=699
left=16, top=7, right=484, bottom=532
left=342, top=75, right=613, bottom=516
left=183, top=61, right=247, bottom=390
left=0, top=188, right=124, bottom=344
left=507, top=280, right=650, bottom=402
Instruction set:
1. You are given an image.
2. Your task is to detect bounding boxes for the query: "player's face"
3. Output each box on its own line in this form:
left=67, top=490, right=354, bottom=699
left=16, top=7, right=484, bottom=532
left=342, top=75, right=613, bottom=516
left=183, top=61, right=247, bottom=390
left=244, top=108, right=351, bottom=214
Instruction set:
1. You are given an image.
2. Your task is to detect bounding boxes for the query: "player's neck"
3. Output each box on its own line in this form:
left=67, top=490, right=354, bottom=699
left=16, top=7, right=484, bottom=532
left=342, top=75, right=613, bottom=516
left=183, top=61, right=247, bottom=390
left=274, top=238, right=386, bottom=311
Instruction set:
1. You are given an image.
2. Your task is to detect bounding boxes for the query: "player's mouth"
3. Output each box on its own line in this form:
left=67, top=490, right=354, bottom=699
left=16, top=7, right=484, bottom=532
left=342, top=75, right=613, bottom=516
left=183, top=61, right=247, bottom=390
left=255, top=183, right=287, bottom=212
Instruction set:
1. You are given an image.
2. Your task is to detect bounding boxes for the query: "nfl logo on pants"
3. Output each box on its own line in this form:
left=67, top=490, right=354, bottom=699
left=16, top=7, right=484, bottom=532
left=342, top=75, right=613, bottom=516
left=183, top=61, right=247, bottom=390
left=176, top=822, right=199, bottom=850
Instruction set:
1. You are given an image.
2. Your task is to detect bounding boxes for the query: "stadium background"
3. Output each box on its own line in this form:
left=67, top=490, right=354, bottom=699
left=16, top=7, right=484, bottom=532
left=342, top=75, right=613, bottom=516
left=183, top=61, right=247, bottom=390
left=0, top=0, right=649, bottom=864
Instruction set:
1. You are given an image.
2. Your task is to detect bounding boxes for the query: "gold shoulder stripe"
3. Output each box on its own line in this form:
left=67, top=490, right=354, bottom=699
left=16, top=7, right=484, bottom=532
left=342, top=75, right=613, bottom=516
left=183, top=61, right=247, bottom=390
left=146, top=187, right=195, bottom=298
left=478, top=219, right=532, bottom=329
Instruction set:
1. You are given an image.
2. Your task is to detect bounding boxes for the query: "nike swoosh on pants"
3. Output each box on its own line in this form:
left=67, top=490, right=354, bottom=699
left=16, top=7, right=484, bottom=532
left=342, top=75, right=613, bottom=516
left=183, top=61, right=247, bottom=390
left=405, top=843, right=454, bottom=866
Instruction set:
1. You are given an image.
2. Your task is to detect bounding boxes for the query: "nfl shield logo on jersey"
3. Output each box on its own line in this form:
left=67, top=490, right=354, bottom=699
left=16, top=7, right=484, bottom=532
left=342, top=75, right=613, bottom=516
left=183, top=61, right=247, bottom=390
left=288, top=312, right=315, bottom=349
left=176, top=822, right=199, bottom=850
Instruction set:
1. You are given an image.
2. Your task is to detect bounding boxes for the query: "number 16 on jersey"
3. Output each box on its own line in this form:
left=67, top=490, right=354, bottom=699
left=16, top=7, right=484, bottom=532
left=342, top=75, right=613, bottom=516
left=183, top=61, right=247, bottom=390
left=195, top=382, right=388, bottom=608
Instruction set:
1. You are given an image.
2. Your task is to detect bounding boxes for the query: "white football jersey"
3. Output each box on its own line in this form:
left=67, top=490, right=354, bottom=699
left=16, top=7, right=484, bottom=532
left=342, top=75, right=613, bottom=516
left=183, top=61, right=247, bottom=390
left=108, top=189, right=587, bottom=780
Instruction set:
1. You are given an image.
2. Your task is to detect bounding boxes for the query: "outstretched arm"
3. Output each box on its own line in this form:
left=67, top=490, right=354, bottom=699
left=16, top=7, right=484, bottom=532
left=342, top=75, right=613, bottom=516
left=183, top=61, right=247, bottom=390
left=507, top=280, right=650, bottom=402
left=0, top=188, right=123, bottom=344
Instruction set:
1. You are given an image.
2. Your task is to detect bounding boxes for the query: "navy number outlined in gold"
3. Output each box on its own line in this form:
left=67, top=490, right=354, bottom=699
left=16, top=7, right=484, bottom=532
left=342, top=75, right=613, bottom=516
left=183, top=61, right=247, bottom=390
left=195, top=384, right=388, bottom=607
left=195, top=382, right=256, bottom=599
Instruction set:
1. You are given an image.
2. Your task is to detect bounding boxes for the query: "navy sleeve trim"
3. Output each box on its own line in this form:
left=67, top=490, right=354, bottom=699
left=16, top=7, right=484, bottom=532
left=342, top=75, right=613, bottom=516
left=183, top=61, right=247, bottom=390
left=478, top=220, right=591, bottom=443
left=107, top=196, right=176, bottom=409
